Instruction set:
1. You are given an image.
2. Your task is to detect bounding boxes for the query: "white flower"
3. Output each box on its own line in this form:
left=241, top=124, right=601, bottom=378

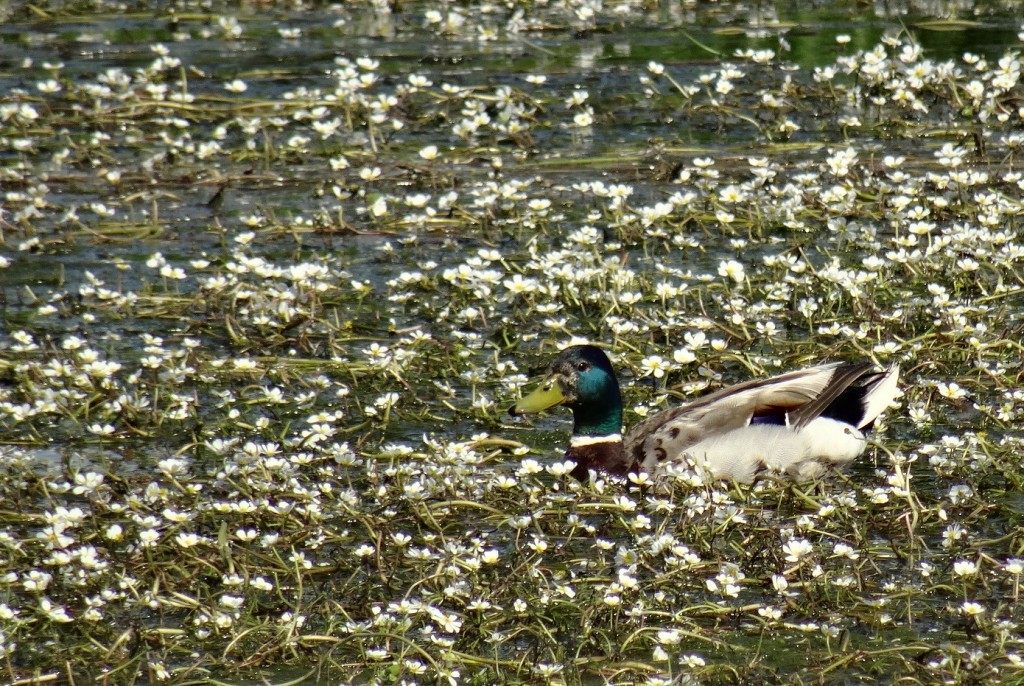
left=783, top=538, right=813, bottom=563
left=640, top=355, right=671, bottom=378
left=40, top=597, right=73, bottom=623
left=517, top=459, right=543, bottom=476
left=681, top=654, right=706, bottom=668
left=953, top=560, right=978, bottom=577
left=547, top=460, right=576, bottom=477
left=88, top=424, right=116, bottom=436
left=573, top=109, right=594, bottom=127
left=673, top=348, right=697, bottom=364
left=175, top=532, right=203, bottom=548
left=833, top=543, right=859, bottom=560
left=961, top=601, right=985, bottom=616
left=718, top=259, right=745, bottom=283
left=937, top=382, right=967, bottom=400
left=656, top=629, right=682, bottom=645
left=771, top=574, right=788, bottom=594
left=217, top=593, right=244, bottom=609
left=72, top=472, right=104, bottom=494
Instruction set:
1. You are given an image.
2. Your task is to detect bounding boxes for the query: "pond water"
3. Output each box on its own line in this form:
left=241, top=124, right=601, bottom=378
left=2, top=0, right=1024, bottom=684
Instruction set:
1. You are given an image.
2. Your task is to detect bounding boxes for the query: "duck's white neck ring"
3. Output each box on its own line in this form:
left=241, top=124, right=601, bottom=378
left=570, top=433, right=622, bottom=447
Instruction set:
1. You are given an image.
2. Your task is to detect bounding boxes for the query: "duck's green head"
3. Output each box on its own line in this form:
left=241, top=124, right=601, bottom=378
left=510, top=345, right=623, bottom=437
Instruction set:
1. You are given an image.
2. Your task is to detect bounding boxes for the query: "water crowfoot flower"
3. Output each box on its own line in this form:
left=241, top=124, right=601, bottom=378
left=783, top=538, right=814, bottom=565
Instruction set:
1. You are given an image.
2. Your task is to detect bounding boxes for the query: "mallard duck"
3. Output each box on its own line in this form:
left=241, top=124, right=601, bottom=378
left=509, top=345, right=900, bottom=483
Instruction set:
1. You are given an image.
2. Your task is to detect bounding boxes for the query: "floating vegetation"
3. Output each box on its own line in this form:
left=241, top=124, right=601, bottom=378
left=2, top=1, right=1024, bottom=684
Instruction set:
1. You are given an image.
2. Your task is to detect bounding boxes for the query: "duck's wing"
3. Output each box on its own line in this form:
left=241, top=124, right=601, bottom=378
left=786, top=362, right=874, bottom=428
left=625, top=362, right=860, bottom=472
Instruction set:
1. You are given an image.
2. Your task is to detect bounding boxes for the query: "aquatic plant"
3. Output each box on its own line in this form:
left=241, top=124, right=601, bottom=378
left=2, top=2, right=1024, bottom=684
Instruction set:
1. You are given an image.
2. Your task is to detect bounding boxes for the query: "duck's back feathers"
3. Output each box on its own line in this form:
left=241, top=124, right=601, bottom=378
left=786, top=362, right=873, bottom=428
left=847, top=365, right=901, bottom=430
left=629, top=362, right=900, bottom=479
left=627, top=363, right=843, bottom=470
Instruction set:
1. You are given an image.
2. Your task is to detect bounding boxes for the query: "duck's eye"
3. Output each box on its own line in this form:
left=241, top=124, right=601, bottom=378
left=576, top=361, right=590, bottom=372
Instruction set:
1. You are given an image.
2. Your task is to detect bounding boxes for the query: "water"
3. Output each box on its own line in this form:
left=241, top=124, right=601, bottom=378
left=2, top=1, right=1024, bottom=684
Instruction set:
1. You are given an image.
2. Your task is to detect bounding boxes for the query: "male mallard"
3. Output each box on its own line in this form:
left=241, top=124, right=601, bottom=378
left=510, top=345, right=900, bottom=483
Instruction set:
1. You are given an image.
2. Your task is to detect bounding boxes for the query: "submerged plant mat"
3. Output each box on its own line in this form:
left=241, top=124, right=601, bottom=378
left=2, top=1, right=1024, bottom=684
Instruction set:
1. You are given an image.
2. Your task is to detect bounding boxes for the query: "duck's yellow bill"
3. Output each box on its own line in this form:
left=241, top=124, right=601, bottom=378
left=511, top=376, right=566, bottom=414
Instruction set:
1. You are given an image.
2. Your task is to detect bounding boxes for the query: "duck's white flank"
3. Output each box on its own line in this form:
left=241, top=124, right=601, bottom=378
left=686, top=418, right=868, bottom=483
